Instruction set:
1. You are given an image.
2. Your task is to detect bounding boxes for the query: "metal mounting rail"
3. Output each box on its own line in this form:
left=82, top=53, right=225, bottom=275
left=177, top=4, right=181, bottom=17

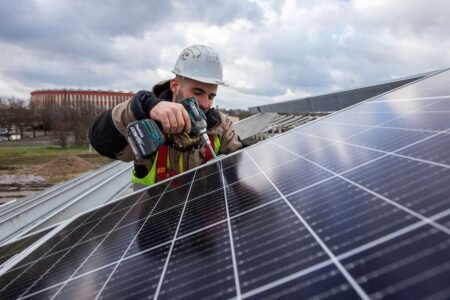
left=0, top=160, right=122, bottom=217
left=0, top=170, right=91, bottom=213
left=0, top=161, right=132, bottom=243
left=0, top=161, right=121, bottom=217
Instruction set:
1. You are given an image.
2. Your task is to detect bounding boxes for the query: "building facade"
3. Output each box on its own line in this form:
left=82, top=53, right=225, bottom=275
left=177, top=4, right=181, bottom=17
left=30, top=89, right=135, bottom=110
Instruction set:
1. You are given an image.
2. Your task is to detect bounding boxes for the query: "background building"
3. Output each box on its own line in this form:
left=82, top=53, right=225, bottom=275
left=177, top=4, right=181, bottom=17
left=30, top=89, right=134, bottom=110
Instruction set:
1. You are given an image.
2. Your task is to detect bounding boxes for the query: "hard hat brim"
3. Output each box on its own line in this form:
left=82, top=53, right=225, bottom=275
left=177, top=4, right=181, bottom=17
left=171, top=71, right=228, bottom=86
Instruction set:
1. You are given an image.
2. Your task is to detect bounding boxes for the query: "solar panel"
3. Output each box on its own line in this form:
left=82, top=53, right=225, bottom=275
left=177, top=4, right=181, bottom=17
left=1, top=69, right=450, bottom=299
left=0, top=227, right=54, bottom=267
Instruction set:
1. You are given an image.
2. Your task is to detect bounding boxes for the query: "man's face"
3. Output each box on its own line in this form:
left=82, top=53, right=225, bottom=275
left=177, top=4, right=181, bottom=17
left=171, top=77, right=218, bottom=112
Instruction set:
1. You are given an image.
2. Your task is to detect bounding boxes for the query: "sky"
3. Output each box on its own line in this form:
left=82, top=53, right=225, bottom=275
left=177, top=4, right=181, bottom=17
left=0, top=0, right=449, bottom=109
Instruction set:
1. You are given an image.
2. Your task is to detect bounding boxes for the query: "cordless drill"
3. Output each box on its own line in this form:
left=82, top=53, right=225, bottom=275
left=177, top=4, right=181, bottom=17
left=181, top=97, right=217, bottom=159
left=126, top=97, right=217, bottom=160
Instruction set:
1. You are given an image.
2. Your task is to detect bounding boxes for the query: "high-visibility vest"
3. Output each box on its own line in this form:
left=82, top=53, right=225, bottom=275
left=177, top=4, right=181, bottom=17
left=131, top=135, right=220, bottom=186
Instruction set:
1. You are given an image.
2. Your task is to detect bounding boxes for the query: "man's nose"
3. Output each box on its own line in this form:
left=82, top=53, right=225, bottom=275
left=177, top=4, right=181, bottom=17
left=197, top=96, right=211, bottom=111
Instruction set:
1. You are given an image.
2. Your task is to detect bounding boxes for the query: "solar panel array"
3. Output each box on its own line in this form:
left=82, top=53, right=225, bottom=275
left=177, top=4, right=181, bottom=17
left=0, top=69, right=449, bottom=299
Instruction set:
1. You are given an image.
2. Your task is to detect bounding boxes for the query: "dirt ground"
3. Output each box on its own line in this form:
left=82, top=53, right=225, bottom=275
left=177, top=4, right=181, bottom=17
left=0, top=154, right=101, bottom=203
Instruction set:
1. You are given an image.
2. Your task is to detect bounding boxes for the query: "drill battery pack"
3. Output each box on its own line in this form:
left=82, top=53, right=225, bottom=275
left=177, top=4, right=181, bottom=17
left=126, top=119, right=165, bottom=160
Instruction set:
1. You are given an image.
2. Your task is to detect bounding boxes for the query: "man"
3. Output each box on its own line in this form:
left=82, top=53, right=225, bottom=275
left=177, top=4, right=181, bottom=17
left=89, top=45, right=242, bottom=187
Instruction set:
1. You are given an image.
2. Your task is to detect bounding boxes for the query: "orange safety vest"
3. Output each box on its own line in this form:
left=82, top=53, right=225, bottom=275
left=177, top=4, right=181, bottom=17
left=131, top=135, right=220, bottom=186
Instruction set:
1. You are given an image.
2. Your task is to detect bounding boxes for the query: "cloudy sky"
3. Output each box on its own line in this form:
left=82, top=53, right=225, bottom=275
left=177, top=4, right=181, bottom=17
left=0, top=0, right=449, bottom=109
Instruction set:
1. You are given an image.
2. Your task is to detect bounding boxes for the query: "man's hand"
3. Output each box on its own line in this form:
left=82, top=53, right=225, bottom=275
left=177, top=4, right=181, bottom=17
left=150, top=101, right=192, bottom=134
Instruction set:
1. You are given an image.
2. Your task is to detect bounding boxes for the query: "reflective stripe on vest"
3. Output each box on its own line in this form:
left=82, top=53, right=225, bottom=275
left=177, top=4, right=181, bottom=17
left=131, top=135, right=220, bottom=186
left=131, top=152, right=159, bottom=186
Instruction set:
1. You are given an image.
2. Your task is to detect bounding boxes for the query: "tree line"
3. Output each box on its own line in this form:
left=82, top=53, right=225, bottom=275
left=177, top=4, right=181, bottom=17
left=0, top=97, right=100, bottom=147
left=0, top=97, right=254, bottom=147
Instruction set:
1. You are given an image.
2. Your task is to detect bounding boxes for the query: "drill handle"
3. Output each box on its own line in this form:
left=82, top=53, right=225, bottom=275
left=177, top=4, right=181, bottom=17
left=181, top=97, right=208, bottom=135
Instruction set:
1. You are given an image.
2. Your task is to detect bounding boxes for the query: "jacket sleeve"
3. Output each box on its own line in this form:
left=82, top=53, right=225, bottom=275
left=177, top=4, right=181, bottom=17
left=216, top=112, right=243, bottom=154
left=88, top=90, right=163, bottom=162
left=88, top=109, right=128, bottom=160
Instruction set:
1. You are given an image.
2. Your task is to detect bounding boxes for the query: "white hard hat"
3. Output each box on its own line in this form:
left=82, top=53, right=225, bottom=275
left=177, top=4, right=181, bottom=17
left=172, top=45, right=227, bottom=86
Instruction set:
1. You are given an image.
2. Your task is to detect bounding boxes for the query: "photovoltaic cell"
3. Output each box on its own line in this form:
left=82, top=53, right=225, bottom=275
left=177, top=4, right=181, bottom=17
left=178, top=189, right=226, bottom=236
left=344, top=127, right=434, bottom=152
left=381, top=111, right=450, bottom=131
left=435, top=214, right=450, bottom=229
left=188, top=171, right=223, bottom=200
left=302, top=141, right=384, bottom=173
left=226, top=173, right=280, bottom=215
left=273, top=134, right=333, bottom=155
left=244, top=264, right=360, bottom=300
left=153, top=187, right=190, bottom=213
left=348, top=99, right=435, bottom=113
left=247, top=142, right=299, bottom=170
left=344, top=155, right=450, bottom=217
left=397, top=132, right=450, bottom=165
left=341, top=226, right=450, bottom=299
left=232, top=201, right=328, bottom=293
left=99, top=245, right=170, bottom=299
left=424, top=98, right=450, bottom=111
left=286, top=177, right=417, bottom=255
left=325, top=112, right=399, bottom=126
left=53, top=265, right=115, bottom=299
left=125, top=205, right=183, bottom=256
left=24, top=235, right=107, bottom=295
left=0, top=227, right=53, bottom=266
left=1, top=69, right=450, bottom=299
left=264, top=157, right=332, bottom=195
left=158, top=223, right=236, bottom=299
left=192, top=161, right=221, bottom=178
left=74, top=223, right=137, bottom=275
left=298, top=122, right=366, bottom=140
left=223, top=162, right=261, bottom=185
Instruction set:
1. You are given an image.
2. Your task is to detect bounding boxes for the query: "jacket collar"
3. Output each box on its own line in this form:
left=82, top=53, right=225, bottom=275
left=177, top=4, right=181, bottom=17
left=152, top=80, right=172, bottom=100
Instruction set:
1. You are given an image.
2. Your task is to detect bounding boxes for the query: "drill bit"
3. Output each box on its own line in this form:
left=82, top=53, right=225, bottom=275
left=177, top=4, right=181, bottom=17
left=202, top=133, right=217, bottom=159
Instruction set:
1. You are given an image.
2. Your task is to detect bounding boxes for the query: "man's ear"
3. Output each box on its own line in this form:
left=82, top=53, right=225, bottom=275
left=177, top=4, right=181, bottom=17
left=170, top=78, right=179, bottom=95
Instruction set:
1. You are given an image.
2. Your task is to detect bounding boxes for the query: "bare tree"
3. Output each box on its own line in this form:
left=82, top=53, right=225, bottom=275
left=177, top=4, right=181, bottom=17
left=33, top=102, right=53, bottom=136
left=0, top=97, right=32, bottom=140
left=8, top=98, right=29, bottom=139
left=1, top=95, right=108, bottom=147
left=29, top=101, right=45, bottom=137
left=73, top=101, right=99, bottom=146
left=0, top=98, right=12, bottom=140
left=50, top=105, right=73, bottom=148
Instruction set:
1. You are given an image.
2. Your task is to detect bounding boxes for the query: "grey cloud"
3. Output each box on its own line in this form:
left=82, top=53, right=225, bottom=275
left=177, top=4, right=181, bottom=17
left=1, top=0, right=449, bottom=109
left=0, top=0, right=173, bottom=67
left=0, top=0, right=172, bottom=42
left=0, top=0, right=263, bottom=48
left=251, top=2, right=449, bottom=100
left=246, top=30, right=338, bottom=95
left=354, top=1, right=450, bottom=37
left=171, top=0, right=263, bottom=26
left=0, top=0, right=265, bottom=97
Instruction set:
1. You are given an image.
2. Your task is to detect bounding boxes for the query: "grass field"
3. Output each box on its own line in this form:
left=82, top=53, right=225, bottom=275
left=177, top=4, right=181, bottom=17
left=0, top=146, right=112, bottom=170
